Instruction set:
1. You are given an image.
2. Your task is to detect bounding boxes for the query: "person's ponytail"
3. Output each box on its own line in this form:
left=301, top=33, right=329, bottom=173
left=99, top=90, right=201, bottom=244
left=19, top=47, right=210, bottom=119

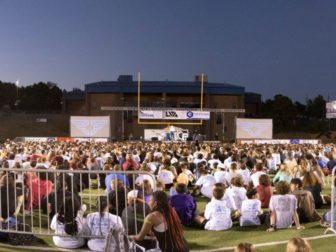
left=58, top=195, right=81, bottom=235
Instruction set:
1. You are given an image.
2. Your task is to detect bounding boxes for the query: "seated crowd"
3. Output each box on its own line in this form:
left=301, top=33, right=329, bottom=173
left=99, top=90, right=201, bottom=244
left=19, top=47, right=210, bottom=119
left=0, top=140, right=335, bottom=251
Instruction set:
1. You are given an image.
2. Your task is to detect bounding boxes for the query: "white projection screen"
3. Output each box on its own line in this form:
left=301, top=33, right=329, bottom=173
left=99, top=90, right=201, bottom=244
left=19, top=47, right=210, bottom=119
left=70, top=116, right=110, bottom=138
left=236, top=118, right=273, bottom=139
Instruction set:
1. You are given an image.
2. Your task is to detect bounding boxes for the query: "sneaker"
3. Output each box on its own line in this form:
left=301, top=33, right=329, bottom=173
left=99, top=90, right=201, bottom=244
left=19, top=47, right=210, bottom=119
left=320, top=222, right=330, bottom=228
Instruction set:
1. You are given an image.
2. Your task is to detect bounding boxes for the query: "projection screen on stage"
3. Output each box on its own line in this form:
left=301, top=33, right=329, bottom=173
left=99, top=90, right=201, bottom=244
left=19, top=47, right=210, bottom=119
left=70, top=116, right=110, bottom=138
left=236, top=118, right=273, bottom=139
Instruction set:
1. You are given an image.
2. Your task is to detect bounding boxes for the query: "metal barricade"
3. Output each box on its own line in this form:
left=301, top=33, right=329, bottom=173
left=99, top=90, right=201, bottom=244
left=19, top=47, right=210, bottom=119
left=0, top=168, right=156, bottom=239
left=325, top=166, right=336, bottom=234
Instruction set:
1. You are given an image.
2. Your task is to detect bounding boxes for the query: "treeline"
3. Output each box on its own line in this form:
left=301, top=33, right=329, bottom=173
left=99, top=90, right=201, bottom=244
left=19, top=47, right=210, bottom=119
left=261, top=94, right=331, bottom=133
left=0, top=81, right=63, bottom=112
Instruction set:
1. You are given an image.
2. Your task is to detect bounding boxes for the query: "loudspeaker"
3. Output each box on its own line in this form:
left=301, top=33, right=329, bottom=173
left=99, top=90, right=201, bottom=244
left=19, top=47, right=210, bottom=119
left=151, top=137, right=158, bottom=141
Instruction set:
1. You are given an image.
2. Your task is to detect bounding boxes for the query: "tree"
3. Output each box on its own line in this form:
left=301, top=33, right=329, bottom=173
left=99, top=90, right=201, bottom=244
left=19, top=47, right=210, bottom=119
left=261, top=94, right=297, bottom=132
left=306, top=95, right=326, bottom=119
left=295, top=101, right=306, bottom=118
left=19, top=82, right=63, bottom=111
left=0, top=81, right=18, bottom=108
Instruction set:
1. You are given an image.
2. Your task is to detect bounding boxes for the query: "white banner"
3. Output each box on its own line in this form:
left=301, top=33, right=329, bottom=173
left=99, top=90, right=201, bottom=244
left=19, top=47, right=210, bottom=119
left=236, top=118, right=273, bottom=139
left=24, top=137, right=56, bottom=142
left=139, top=110, right=210, bottom=120
left=254, top=139, right=320, bottom=145
left=326, top=101, right=336, bottom=119
left=70, top=116, right=110, bottom=138
left=73, top=138, right=109, bottom=143
left=139, top=110, right=163, bottom=119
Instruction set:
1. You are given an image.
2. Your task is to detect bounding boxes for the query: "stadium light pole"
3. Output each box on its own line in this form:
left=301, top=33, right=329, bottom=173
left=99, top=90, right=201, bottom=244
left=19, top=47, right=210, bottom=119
left=14, top=79, right=20, bottom=108
left=15, top=80, right=19, bottom=100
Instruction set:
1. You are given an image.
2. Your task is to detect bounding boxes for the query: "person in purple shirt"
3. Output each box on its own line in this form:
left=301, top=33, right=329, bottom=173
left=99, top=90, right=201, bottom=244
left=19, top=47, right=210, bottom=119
left=170, top=183, right=205, bottom=228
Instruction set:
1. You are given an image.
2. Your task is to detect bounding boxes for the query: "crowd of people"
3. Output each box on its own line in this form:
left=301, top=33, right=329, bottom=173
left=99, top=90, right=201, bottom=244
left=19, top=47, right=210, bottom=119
left=0, top=139, right=335, bottom=251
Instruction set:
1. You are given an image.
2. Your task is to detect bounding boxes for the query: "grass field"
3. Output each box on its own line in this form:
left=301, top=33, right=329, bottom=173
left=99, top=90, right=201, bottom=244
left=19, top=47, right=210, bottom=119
left=0, top=180, right=334, bottom=252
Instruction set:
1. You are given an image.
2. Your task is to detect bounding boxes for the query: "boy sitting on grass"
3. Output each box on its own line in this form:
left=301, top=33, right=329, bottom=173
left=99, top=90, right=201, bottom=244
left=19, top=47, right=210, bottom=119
left=239, top=188, right=263, bottom=226
left=204, top=183, right=237, bottom=231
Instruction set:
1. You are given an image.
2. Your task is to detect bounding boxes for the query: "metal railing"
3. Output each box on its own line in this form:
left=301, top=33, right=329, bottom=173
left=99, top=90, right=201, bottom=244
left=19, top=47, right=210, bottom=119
left=0, top=168, right=156, bottom=239
left=325, top=166, right=336, bottom=234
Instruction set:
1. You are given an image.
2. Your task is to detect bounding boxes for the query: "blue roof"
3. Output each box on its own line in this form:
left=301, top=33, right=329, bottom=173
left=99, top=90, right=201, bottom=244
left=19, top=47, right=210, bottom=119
left=85, top=81, right=245, bottom=95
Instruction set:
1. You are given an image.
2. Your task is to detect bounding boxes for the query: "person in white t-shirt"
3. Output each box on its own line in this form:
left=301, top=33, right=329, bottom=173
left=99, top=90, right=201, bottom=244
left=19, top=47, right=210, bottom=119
left=223, top=153, right=233, bottom=171
left=250, top=163, right=266, bottom=188
left=238, top=161, right=251, bottom=186
left=194, top=167, right=216, bottom=198
left=272, top=151, right=281, bottom=167
left=135, top=163, right=156, bottom=189
left=267, top=181, right=304, bottom=232
left=266, top=153, right=276, bottom=172
left=225, top=163, right=243, bottom=186
left=225, top=177, right=247, bottom=210
left=50, top=195, right=88, bottom=249
left=208, top=154, right=223, bottom=170
left=240, top=188, right=262, bottom=226
left=157, top=165, right=175, bottom=189
left=214, top=163, right=228, bottom=187
left=193, top=147, right=204, bottom=159
left=204, top=183, right=232, bottom=231
left=87, top=196, right=124, bottom=252
left=193, top=153, right=207, bottom=167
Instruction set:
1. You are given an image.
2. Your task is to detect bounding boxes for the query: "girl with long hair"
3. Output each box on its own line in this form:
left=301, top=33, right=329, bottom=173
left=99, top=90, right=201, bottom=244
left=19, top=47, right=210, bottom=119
left=130, top=191, right=189, bottom=252
left=302, top=167, right=323, bottom=209
left=87, top=196, right=123, bottom=252
left=50, top=195, right=87, bottom=249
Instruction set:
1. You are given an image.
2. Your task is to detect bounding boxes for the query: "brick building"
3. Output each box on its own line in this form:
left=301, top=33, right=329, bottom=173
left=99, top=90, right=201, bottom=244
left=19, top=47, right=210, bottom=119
left=62, top=75, right=261, bottom=141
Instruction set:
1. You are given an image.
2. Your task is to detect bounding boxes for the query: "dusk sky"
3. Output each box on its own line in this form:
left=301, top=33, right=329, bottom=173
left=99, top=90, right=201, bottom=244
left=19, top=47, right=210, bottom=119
left=0, top=0, right=335, bottom=102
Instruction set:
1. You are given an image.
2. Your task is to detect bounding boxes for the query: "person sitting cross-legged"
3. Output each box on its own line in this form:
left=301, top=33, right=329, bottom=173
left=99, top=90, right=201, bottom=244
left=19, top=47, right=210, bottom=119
left=267, top=181, right=304, bottom=232
left=239, top=188, right=263, bottom=227
left=290, top=178, right=322, bottom=223
left=170, top=183, right=206, bottom=228
left=204, top=183, right=234, bottom=231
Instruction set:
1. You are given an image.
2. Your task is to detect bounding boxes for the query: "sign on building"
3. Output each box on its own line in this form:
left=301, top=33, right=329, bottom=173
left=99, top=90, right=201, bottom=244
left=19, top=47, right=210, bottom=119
left=139, top=110, right=210, bottom=120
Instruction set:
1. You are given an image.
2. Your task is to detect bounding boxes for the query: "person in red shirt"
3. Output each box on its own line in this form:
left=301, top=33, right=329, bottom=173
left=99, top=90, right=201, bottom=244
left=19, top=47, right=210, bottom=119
left=256, top=174, right=273, bottom=208
left=122, top=153, right=139, bottom=171
left=26, top=166, right=53, bottom=211
left=122, top=153, right=139, bottom=188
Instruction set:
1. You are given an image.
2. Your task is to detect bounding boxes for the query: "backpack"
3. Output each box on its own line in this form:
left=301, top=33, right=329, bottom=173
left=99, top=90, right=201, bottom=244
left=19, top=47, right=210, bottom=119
left=0, top=219, right=35, bottom=246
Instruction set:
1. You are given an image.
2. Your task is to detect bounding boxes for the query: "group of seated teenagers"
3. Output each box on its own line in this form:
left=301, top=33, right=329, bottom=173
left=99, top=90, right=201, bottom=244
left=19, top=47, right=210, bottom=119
left=0, top=140, right=335, bottom=251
